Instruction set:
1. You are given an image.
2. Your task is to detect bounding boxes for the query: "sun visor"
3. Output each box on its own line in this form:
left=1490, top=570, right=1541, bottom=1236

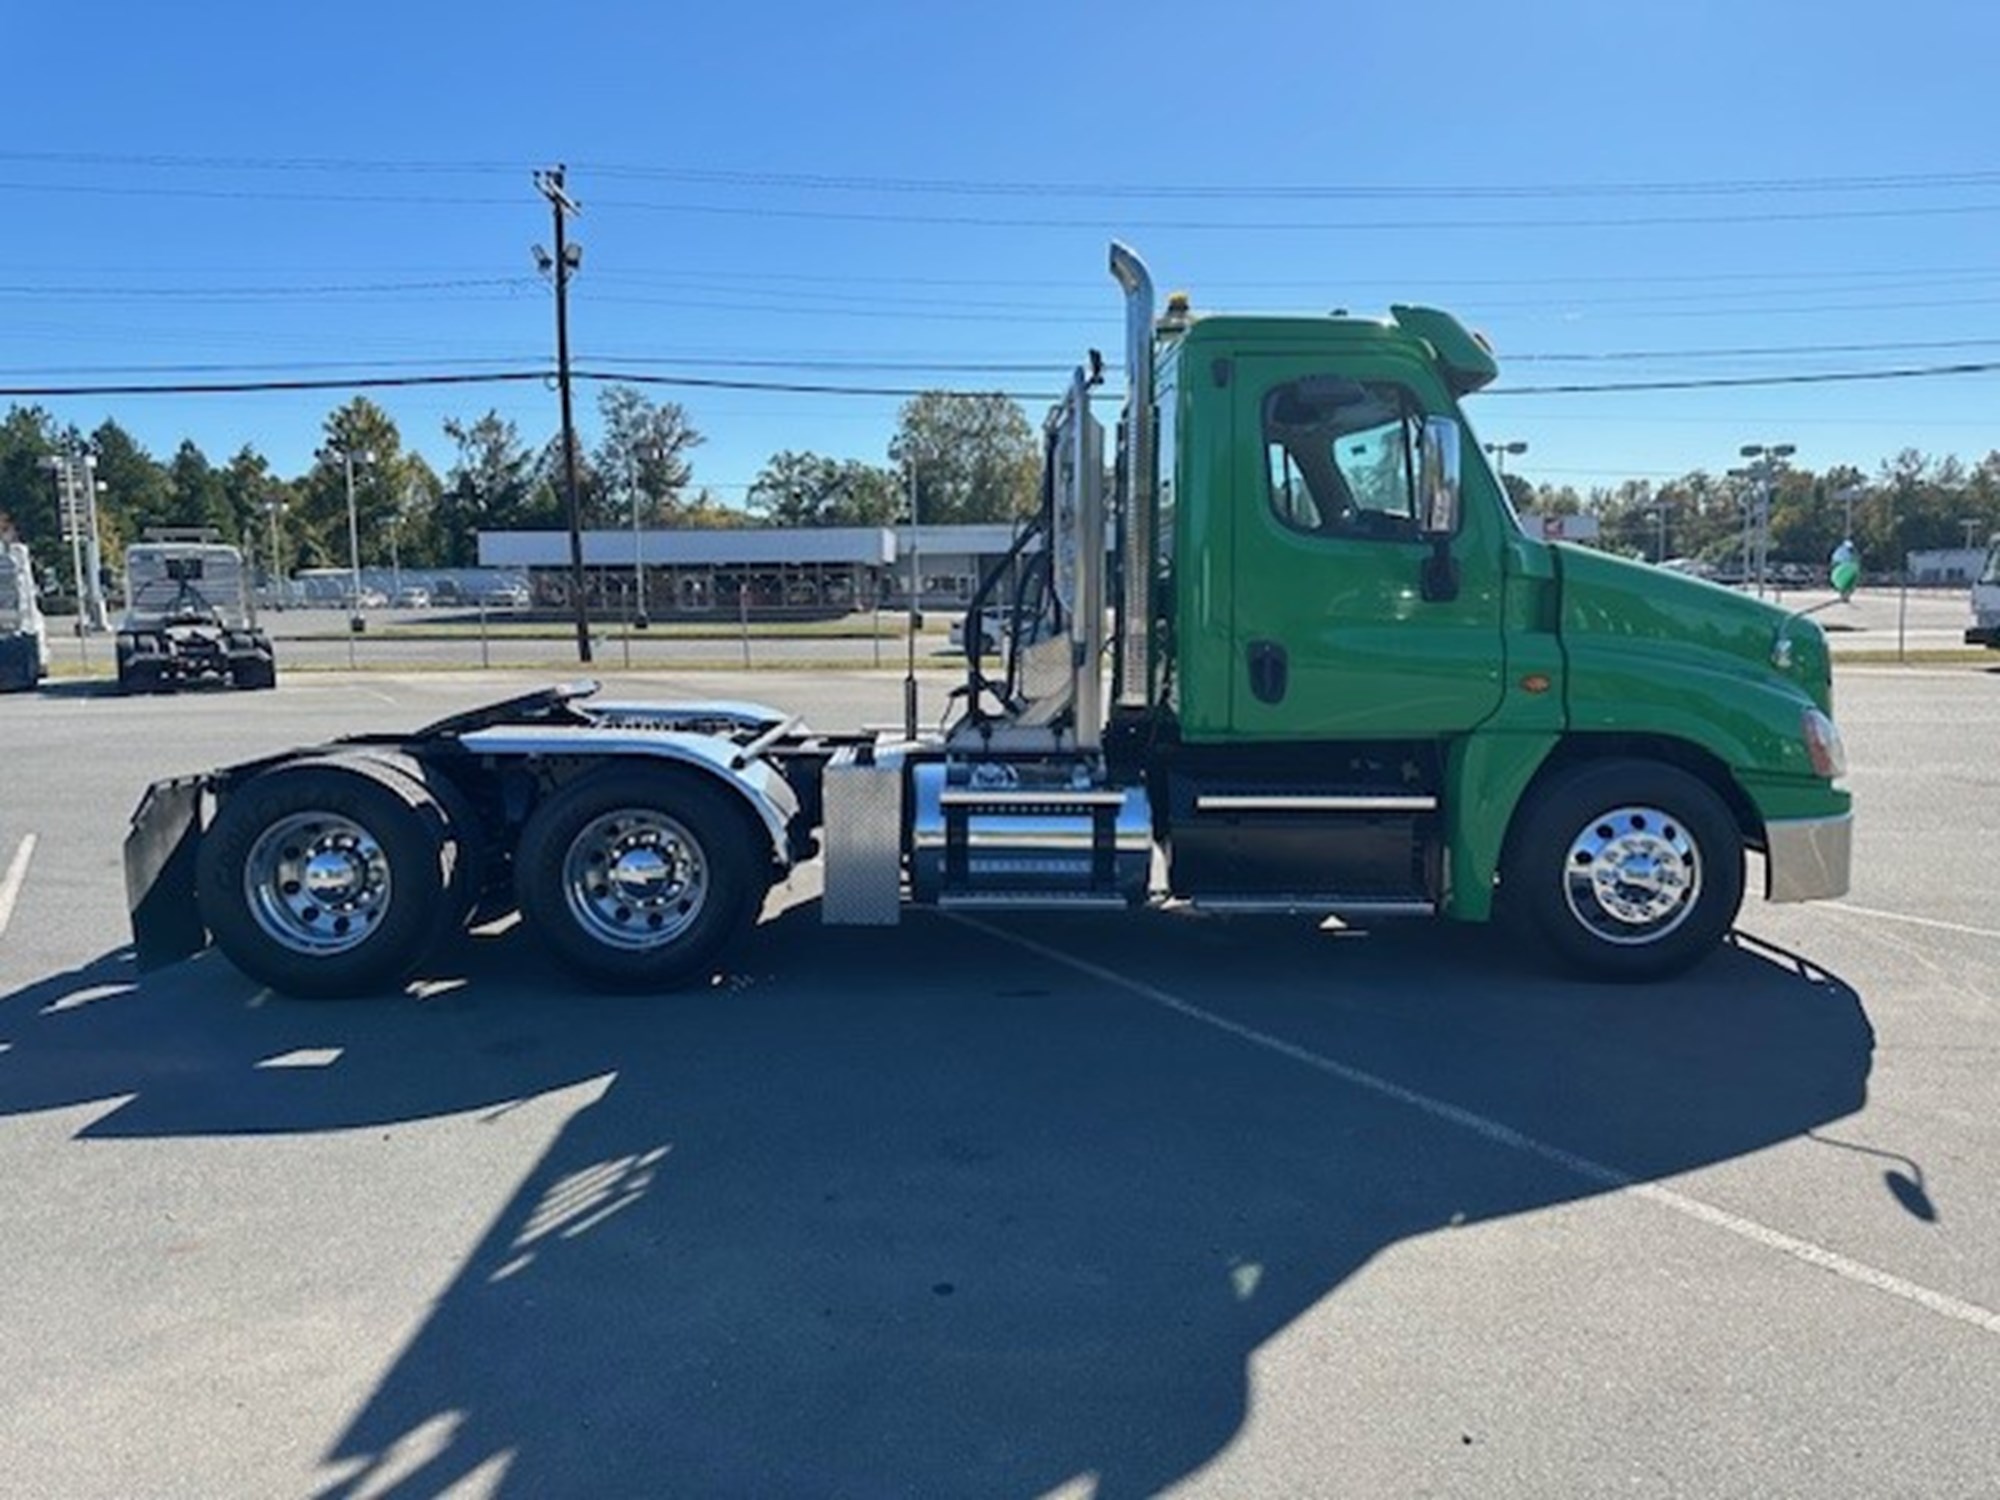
left=1390, top=305, right=1500, bottom=396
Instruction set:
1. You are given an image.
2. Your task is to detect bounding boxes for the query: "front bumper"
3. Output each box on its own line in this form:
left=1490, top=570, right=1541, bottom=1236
left=1764, top=813, right=1852, bottom=903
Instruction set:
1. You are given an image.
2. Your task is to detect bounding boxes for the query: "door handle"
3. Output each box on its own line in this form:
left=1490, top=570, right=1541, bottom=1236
left=1247, top=639, right=1288, bottom=704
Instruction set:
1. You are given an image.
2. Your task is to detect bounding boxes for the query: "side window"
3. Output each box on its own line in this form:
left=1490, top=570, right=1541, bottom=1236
left=1263, top=378, right=1422, bottom=541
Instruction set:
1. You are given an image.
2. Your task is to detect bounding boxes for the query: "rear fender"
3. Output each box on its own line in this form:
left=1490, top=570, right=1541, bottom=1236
left=457, top=726, right=801, bottom=872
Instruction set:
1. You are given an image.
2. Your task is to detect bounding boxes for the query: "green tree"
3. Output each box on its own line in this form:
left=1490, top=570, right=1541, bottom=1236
left=0, top=406, right=65, bottom=583
left=295, top=399, right=419, bottom=571
left=887, top=392, right=1039, bottom=524
left=165, top=441, right=233, bottom=537
left=438, top=411, right=540, bottom=564
left=89, top=419, right=172, bottom=560
left=748, top=451, right=899, bottom=527
left=591, top=385, right=702, bottom=529
left=679, top=487, right=752, bottom=529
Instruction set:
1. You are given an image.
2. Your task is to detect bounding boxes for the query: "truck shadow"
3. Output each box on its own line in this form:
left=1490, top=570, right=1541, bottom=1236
left=0, top=906, right=1873, bottom=1499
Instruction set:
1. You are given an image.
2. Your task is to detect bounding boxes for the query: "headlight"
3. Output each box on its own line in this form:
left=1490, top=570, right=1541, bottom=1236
left=1802, top=708, right=1847, bottom=779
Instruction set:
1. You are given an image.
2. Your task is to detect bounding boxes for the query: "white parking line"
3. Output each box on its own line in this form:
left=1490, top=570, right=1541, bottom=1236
left=0, top=834, right=37, bottom=939
left=1824, top=901, right=2000, bottom=942
left=955, top=915, right=2000, bottom=1341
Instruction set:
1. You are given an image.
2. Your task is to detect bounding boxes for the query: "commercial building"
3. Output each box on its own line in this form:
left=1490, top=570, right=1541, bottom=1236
left=477, top=524, right=1039, bottom=619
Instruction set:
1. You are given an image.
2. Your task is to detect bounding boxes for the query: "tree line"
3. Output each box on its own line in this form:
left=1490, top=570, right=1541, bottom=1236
left=1506, top=448, right=2000, bottom=577
left=5, top=380, right=1995, bottom=597
left=0, top=387, right=1041, bottom=596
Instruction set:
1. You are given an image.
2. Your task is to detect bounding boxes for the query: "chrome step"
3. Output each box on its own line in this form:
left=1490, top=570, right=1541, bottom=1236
left=1185, top=894, right=1436, bottom=917
left=937, top=891, right=1133, bottom=911
left=940, top=788, right=1132, bottom=808
left=1194, top=793, right=1437, bottom=813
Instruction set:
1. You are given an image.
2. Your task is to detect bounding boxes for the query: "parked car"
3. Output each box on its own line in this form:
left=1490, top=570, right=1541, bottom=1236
left=478, top=581, right=531, bottom=609
left=950, top=606, right=1007, bottom=654
left=950, top=604, right=1054, bottom=655
left=393, top=585, right=432, bottom=609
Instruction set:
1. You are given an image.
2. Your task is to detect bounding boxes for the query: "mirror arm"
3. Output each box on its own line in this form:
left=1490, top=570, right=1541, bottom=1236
left=1421, top=539, right=1460, bottom=602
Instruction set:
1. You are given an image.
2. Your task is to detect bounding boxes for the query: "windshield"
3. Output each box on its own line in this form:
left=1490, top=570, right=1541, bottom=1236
left=1980, top=541, right=2000, bottom=586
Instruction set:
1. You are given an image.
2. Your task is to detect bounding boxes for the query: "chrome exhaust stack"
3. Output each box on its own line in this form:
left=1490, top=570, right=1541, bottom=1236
left=1109, top=242, right=1155, bottom=710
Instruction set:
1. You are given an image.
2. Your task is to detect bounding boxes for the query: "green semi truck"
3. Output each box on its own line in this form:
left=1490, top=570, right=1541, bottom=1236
left=126, top=243, right=1851, bottom=995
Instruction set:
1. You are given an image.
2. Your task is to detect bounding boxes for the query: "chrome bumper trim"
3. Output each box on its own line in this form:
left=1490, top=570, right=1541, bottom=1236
left=1764, top=813, right=1852, bottom=903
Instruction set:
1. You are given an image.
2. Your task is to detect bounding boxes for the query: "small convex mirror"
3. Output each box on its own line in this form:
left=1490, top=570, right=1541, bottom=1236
left=1418, top=417, right=1462, bottom=538
left=1829, top=540, right=1859, bottom=601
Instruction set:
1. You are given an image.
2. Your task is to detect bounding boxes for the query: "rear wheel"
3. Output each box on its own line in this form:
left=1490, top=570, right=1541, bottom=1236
left=196, top=759, right=461, bottom=998
left=515, top=766, right=763, bottom=991
left=0, top=636, right=32, bottom=691
left=228, top=654, right=277, bottom=690
left=1503, top=759, right=1743, bottom=981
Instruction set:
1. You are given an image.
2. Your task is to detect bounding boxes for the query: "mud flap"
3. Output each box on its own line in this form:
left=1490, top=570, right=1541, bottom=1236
left=125, top=776, right=208, bottom=970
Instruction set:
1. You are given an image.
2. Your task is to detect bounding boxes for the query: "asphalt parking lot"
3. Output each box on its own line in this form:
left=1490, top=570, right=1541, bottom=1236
left=1, top=664, right=1997, bottom=1497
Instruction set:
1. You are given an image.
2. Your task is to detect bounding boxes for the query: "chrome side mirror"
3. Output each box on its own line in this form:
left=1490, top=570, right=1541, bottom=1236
left=1418, top=416, right=1462, bottom=538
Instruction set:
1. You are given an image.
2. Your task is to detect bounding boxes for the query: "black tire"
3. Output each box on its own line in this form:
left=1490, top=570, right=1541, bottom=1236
left=196, top=758, right=461, bottom=998
left=515, top=765, right=764, bottom=992
left=229, top=654, right=277, bottom=691
left=0, top=636, right=32, bottom=692
left=1502, top=758, right=1744, bottom=982
left=340, top=751, right=488, bottom=933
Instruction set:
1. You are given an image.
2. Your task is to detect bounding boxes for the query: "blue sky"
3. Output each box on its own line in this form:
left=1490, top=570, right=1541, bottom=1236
left=8, top=0, right=2000, bottom=508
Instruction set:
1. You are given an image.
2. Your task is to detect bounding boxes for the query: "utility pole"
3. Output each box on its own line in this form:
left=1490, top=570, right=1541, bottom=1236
left=535, top=164, right=593, bottom=665
left=41, top=456, right=88, bottom=663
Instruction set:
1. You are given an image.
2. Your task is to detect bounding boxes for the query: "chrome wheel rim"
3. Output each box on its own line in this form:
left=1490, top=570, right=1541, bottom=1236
left=244, top=811, right=392, bottom=955
left=1562, top=804, right=1701, bottom=946
left=561, top=807, right=708, bottom=951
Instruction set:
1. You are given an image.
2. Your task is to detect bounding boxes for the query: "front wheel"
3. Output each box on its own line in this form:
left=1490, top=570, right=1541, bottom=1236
left=514, top=767, right=763, bottom=991
left=1502, top=759, right=1744, bottom=982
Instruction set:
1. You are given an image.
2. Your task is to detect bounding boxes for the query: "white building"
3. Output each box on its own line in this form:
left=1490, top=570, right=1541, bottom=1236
left=477, top=523, right=1042, bottom=618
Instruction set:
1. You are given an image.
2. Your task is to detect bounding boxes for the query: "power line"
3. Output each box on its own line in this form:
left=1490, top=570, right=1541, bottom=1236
left=0, top=276, right=539, bottom=301
left=593, top=196, right=2000, bottom=234
left=1492, top=362, right=2000, bottom=395
left=7, top=358, right=2000, bottom=402
left=12, top=148, right=2000, bottom=201
left=15, top=176, right=2000, bottom=233
left=0, top=370, right=552, bottom=397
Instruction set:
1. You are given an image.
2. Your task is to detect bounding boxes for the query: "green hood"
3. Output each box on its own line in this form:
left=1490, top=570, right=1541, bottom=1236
left=1554, top=544, right=1833, bottom=715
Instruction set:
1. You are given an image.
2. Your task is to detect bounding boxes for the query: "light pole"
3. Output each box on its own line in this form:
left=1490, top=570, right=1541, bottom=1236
left=1483, top=439, right=1528, bottom=482
left=326, top=445, right=374, bottom=632
left=1831, top=483, right=1864, bottom=547
left=1738, top=442, right=1795, bottom=597
left=1648, top=506, right=1667, bottom=563
left=79, top=455, right=107, bottom=632
left=633, top=443, right=653, bottom=629
left=903, top=461, right=922, bottom=740
left=263, top=497, right=287, bottom=609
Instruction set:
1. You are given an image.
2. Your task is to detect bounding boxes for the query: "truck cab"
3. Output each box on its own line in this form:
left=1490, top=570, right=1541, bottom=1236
left=918, top=246, right=1851, bottom=978
left=117, top=538, right=276, bottom=693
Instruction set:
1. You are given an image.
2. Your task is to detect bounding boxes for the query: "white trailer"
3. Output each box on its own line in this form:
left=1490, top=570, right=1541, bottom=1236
left=0, top=541, right=49, bottom=691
